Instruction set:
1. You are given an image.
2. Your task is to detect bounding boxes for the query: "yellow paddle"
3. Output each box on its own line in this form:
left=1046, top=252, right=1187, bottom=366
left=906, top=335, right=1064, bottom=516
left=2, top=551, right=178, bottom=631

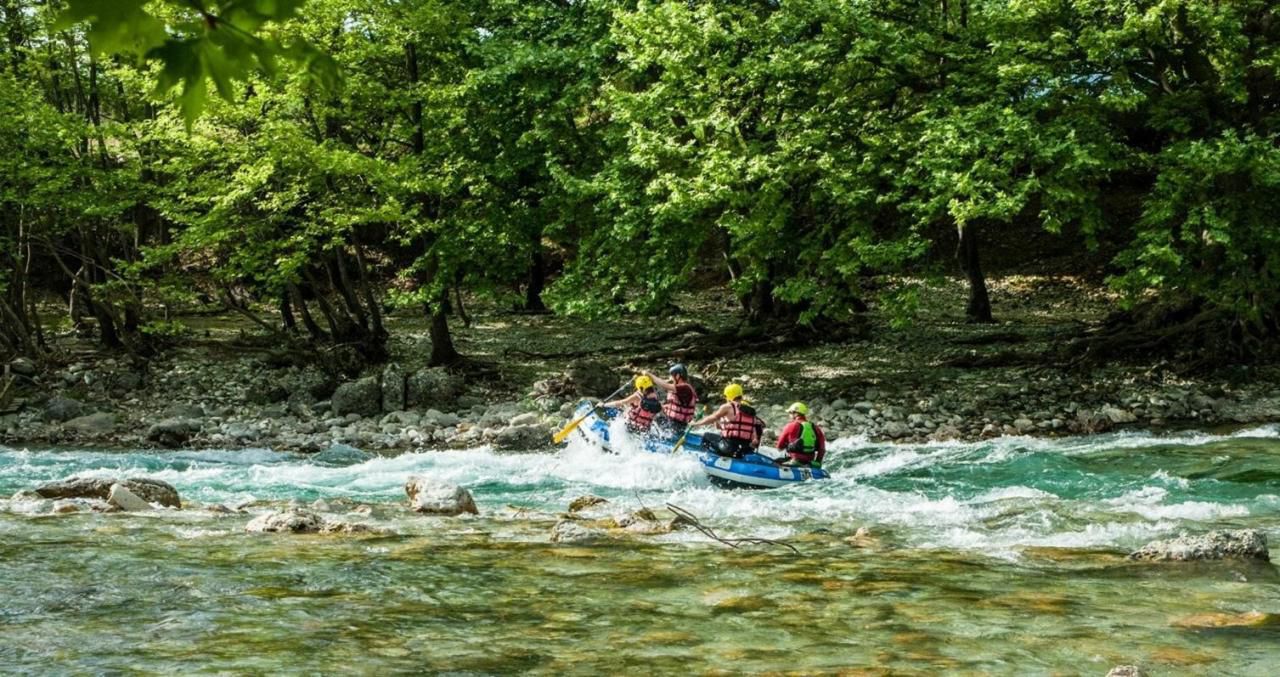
left=551, top=380, right=633, bottom=444
left=671, top=405, right=704, bottom=454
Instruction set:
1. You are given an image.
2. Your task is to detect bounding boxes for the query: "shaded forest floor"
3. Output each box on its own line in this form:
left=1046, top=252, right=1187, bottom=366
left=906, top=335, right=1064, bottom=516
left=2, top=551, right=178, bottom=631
left=6, top=274, right=1280, bottom=450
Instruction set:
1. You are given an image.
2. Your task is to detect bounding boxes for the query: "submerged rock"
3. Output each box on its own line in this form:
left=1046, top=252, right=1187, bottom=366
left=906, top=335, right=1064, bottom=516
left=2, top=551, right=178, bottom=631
left=1128, top=529, right=1269, bottom=562
left=1106, top=666, right=1146, bottom=677
left=246, top=509, right=325, bottom=533
left=405, top=476, right=478, bottom=516
left=1170, top=611, right=1277, bottom=629
left=34, top=476, right=181, bottom=508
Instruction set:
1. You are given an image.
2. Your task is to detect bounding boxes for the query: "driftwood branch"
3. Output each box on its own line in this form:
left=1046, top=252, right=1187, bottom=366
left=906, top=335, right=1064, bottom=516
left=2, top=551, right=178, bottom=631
left=665, top=503, right=799, bottom=555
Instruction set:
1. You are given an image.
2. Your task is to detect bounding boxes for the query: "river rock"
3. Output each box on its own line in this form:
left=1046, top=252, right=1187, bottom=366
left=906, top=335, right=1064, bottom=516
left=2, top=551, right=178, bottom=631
left=1170, top=611, right=1275, bottom=629
left=34, top=476, right=181, bottom=508
left=882, top=421, right=910, bottom=439
left=147, top=417, right=202, bottom=447
left=8, top=357, right=37, bottom=377
left=550, top=519, right=602, bottom=543
left=1128, top=529, right=1269, bottom=562
left=107, top=483, right=153, bottom=511
left=43, top=396, right=89, bottom=422
left=246, top=508, right=324, bottom=533
left=63, top=412, right=118, bottom=436
left=494, top=423, right=547, bottom=450
left=568, top=495, right=609, bottom=513
left=1012, top=417, right=1035, bottom=434
left=1101, top=405, right=1136, bottom=424
left=405, top=475, right=478, bottom=516
left=405, top=368, right=463, bottom=409
left=381, top=363, right=406, bottom=413
left=510, top=412, right=540, bottom=427
left=1106, top=666, right=1146, bottom=677
left=331, top=377, right=382, bottom=417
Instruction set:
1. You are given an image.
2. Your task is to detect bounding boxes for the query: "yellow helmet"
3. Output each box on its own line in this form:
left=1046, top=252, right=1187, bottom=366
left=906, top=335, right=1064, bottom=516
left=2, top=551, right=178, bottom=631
left=635, top=374, right=653, bottom=390
left=723, top=383, right=744, bottom=401
left=787, top=402, right=809, bottom=417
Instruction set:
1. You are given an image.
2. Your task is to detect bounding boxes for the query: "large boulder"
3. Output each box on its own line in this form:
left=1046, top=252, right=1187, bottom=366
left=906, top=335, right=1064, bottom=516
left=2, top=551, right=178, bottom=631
left=43, top=396, right=89, bottom=422
left=1128, top=529, right=1269, bottom=562
left=331, top=376, right=382, bottom=417
left=63, top=412, right=118, bottom=436
left=147, top=417, right=202, bottom=448
left=493, top=423, right=547, bottom=450
left=382, top=363, right=406, bottom=413
left=246, top=509, right=324, bottom=533
left=8, top=357, right=37, bottom=377
left=405, top=475, right=478, bottom=516
left=405, top=368, right=464, bottom=409
left=34, top=476, right=181, bottom=508
left=532, top=360, right=619, bottom=399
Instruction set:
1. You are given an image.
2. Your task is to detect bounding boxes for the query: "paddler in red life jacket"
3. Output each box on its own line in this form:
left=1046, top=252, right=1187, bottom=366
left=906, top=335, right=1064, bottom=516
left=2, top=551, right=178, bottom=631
left=602, top=375, right=663, bottom=435
left=691, top=383, right=765, bottom=459
left=775, top=402, right=827, bottom=468
left=644, top=363, right=699, bottom=439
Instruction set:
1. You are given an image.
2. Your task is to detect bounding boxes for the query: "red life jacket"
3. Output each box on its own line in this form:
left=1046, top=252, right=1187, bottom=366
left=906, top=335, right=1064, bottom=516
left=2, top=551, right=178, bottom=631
left=626, top=390, right=662, bottom=431
left=720, top=402, right=762, bottom=444
left=662, top=382, right=698, bottom=423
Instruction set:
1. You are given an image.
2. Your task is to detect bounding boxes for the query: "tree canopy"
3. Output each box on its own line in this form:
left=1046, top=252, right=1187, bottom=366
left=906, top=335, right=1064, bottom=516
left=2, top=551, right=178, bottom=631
left=3, top=0, right=1280, bottom=367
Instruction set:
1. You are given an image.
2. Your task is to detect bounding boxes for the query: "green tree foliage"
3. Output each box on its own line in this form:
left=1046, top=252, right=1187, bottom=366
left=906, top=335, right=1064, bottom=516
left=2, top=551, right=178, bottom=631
left=4, top=0, right=1280, bottom=366
left=59, top=0, right=339, bottom=124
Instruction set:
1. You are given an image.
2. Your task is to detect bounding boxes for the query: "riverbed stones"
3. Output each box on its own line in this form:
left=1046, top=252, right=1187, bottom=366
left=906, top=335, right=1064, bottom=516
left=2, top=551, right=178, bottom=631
left=107, top=483, right=153, bottom=511
left=331, top=377, right=381, bottom=417
left=1106, top=666, right=1146, bottom=677
left=1170, top=611, right=1276, bottom=629
left=34, top=476, right=181, bottom=508
left=405, top=476, right=478, bottom=516
left=1128, top=529, right=1269, bottom=562
left=8, top=357, right=36, bottom=377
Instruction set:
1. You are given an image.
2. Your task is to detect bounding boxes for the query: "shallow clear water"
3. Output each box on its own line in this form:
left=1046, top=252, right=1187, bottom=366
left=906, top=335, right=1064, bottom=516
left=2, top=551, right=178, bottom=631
left=3, top=427, right=1279, bottom=674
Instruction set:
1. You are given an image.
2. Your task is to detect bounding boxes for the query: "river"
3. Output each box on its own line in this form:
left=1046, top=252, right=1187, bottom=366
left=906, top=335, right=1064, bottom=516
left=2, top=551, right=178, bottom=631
left=2, top=427, right=1279, bottom=674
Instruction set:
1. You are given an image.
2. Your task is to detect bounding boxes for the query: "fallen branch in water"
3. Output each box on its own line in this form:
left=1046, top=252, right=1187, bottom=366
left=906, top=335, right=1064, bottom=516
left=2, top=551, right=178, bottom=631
left=666, top=503, right=799, bottom=555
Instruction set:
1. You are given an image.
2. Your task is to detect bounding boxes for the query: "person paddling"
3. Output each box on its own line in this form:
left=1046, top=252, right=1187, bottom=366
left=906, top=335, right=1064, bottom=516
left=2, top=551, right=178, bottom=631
left=644, top=363, right=699, bottom=438
left=692, top=383, right=765, bottom=459
left=775, top=402, right=827, bottom=468
left=603, top=375, right=663, bottom=435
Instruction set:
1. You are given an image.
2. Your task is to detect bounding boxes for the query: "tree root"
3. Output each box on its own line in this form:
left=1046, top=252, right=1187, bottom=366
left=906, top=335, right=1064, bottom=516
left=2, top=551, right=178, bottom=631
left=1061, top=301, right=1273, bottom=372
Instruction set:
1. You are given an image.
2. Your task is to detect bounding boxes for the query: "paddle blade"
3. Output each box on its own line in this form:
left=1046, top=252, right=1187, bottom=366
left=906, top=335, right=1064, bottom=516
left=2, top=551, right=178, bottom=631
left=552, top=414, right=588, bottom=444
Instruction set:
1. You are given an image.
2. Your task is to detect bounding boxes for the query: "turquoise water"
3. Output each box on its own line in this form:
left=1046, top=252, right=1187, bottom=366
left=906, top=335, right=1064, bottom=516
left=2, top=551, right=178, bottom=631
left=2, top=427, right=1279, bottom=674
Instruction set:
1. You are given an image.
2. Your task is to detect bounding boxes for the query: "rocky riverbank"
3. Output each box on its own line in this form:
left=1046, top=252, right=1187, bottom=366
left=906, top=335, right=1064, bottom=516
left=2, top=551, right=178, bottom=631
left=5, top=341, right=1280, bottom=454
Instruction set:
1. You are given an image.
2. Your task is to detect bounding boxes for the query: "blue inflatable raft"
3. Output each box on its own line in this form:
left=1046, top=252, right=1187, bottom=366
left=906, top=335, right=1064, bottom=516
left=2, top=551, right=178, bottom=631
left=569, top=402, right=831, bottom=489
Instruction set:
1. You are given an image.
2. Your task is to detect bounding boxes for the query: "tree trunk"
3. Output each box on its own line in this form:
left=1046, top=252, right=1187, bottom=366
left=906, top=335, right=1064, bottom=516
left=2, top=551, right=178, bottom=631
left=957, top=223, right=993, bottom=323
left=426, top=292, right=460, bottom=366
left=524, top=231, right=548, bottom=312
left=288, top=283, right=326, bottom=340
left=279, top=292, right=297, bottom=333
